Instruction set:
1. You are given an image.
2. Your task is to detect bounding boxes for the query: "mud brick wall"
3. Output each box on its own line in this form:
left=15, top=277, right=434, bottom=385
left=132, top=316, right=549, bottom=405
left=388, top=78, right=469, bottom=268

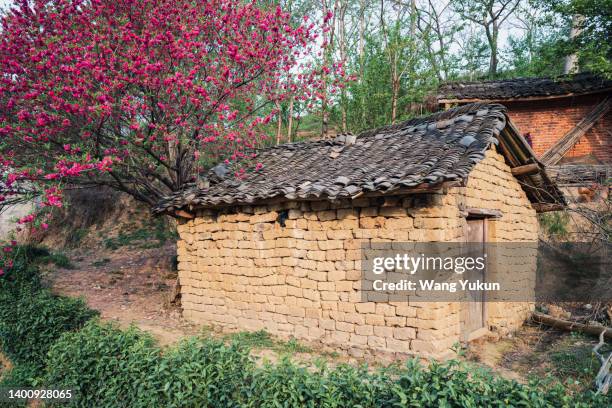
left=176, top=147, right=538, bottom=357
left=504, top=94, right=611, bottom=163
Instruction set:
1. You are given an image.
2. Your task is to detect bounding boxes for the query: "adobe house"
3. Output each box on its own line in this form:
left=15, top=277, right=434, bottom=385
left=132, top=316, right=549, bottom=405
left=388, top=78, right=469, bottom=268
left=437, top=73, right=611, bottom=191
left=155, top=103, right=563, bottom=358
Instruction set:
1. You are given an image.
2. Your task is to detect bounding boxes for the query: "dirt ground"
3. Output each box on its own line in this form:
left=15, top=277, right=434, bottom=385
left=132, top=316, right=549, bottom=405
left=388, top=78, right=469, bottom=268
left=45, top=242, right=200, bottom=346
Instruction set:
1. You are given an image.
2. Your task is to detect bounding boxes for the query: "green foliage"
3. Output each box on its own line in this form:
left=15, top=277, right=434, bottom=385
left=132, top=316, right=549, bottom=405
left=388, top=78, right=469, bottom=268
left=539, top=211, right=570, bottom=238
left=549, top=333, right=610, bottom=389
left=0, top=259, right=96, bottom=372
left=1, top=256, right=609, bottom=407
left=45, top=322, right=162, bottom=408
left=544, top=0, right=612, bottom=75
left=10, top=244, right=74, bottom=269
left=41, top=252, right=74, bottom=269
left=159, top=338, right=253, bottom=408
left=104, top=219, right=176, bottom=250
left=45, top=322, right=252, bottom=408
left=0, top=286, right=97, bottom=368
left=0, top=364, right=39, bottom=408
left=224, top=330, right=312, bottom=354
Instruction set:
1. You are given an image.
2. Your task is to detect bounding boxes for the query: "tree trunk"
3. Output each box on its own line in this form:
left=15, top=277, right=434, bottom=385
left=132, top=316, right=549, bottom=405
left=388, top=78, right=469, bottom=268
left=359, top=0, right=366, bottom=125
left=488, top=23, right=499, bottom=77
left=564, top=14, right=584, bottom=74
left=391, top=76, right=399, bottom=123
left=320, top=0, right=338, bottom=139
left=275, top=100, right=282, bottom=145
left=287, top=96, right=294, bottom=142
left=338, top=0, right=348, bottom=133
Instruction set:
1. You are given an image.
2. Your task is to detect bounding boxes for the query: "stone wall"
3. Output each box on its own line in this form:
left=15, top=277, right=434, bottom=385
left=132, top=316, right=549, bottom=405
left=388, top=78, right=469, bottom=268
left=176, top=147, right=539, bottom=357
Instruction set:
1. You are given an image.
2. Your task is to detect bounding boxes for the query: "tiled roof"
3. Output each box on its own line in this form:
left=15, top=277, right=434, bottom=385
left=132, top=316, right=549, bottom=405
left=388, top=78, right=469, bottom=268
left=154, top=103, right=563, bottom=214
left=437, top=73, right=612, bottom=102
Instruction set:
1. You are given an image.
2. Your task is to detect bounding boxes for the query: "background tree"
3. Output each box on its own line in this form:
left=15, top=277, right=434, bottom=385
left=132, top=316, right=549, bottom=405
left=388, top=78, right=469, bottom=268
left=452, top=0, right=521, bottom=77
left=543, top=0, right=612, bottom=75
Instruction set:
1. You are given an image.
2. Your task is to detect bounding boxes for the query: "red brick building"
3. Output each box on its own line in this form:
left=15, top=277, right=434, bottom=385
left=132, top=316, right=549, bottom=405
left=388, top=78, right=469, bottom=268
left=437, top=74, right=611, bottom=186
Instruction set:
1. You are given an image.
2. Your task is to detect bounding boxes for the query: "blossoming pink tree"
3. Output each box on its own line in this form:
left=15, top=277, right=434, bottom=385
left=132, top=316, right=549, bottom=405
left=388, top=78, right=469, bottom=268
left=0, top=0, right=327, bottom=227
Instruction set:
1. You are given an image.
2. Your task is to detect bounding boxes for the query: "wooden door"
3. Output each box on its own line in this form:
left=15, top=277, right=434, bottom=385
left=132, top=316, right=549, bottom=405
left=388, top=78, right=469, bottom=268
left=462, top=218, right=486, bottom=339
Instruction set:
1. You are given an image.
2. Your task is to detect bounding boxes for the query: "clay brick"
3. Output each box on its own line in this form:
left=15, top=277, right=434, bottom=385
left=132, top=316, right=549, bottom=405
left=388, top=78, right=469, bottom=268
left=365, top=314, right=385, bottom=326
left=349, top=333, right=368, bottom=345
left=355, top=302, right=376, bottom=314
left=373, top=325, right=393, bottom=338
left=367, top=336, right=386, bottom=348
left=379, top=207, right=406, bottom=217
left=249, top=212, right=278, bottom=224
left=386, top=338, right=411, bottom=353
left=336, top=321, right=355, bottom=333
left=393, top=327, right=416, bottom=340
left=355, top=324, right=374, bottom=336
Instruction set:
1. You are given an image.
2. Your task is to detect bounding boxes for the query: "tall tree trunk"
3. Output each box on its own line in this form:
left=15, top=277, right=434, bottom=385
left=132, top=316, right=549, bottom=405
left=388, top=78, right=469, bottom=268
left=485, top=24, right=498, bottom=78
left=321, top=0, right=338, bottom=139
left=389, top=0, right=402, bottom=124
left=286, top=96, right=294, bottom=142
left=564, top=14, right=583, bottom=74
left=338, top=0, right=348, bottom=132
left=359, top=0, right=366, bottom=125
left=275, top=100, right=282, bottom=145
left=391, top=77, right=399, bottom=123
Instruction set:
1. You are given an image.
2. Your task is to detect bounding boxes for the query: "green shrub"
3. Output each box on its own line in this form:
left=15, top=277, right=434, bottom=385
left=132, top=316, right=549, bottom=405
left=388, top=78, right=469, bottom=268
left=0, top=246, right=42, bottom=295
left=45, top=321, right=160, bottom=408
left=5, top=244, right=73, bottom=271
left=0, top=285, right=97, bottom=368
left=244, top=360, right=392, bottom=408
left=45, top=322, right=253, bottom=408
left=0, top=364, right=39, bottom=408
left=158, top=338, right=252, bottom=408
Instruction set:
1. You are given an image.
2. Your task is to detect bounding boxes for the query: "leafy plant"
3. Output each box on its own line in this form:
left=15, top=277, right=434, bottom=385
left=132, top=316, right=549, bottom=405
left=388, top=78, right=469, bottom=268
left=103, top=219, right=176, bottom=250
left=45, top=322, right=161, bottom=408
left=539, top=212, right=570, bottom=238
left=0, top=364, right=39, bottom=408
left=0, top=285, right=97, bottom=368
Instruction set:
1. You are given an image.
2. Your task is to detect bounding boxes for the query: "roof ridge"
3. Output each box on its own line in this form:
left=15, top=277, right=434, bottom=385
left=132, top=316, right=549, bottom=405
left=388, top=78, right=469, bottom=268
left=439, top=72, right=607, bottom=87
left=258, top=103, right=506, bottom=153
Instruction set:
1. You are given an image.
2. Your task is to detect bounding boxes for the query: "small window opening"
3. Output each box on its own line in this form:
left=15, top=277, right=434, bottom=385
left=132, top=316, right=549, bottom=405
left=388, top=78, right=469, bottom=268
left=277, top=209, right=289, bottom=227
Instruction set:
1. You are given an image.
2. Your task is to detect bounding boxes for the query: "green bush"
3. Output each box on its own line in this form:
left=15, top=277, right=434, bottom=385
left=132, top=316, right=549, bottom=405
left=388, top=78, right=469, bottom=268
left=45, top=322, right=160, bottom=408
left=0, top=256, right=96, bottom=371
left=45, top=322, right=252, bottom=408
left=0, top=364, right=39, bottom=408
left=0, top=258, right=41, bottom=294
left=158, top=338, right=252, bottom=407
left=0, top=285, right=97, bottom=368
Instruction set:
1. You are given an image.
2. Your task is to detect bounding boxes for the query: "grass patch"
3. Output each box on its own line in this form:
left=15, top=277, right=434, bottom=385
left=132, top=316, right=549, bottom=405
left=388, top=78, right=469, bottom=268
left=549, top=333, right=609, bottom=390
left=104, top=219, right=177, bottom=250
left=222, top=330, right=312, bottom=354
left=66, top=228, right=88, bottom=248
left=14, top=245, right=74, bottom=269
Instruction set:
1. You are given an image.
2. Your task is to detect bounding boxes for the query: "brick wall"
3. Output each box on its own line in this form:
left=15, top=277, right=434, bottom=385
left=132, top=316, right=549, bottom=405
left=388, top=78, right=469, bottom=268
left=504, top=94, right=611, bottom=163
left=176, top=148, right=538, bottom=358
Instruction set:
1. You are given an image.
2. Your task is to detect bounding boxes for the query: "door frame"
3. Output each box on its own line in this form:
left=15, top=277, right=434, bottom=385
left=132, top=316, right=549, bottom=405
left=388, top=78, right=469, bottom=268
left=461, top=209, right=497, bottom=341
